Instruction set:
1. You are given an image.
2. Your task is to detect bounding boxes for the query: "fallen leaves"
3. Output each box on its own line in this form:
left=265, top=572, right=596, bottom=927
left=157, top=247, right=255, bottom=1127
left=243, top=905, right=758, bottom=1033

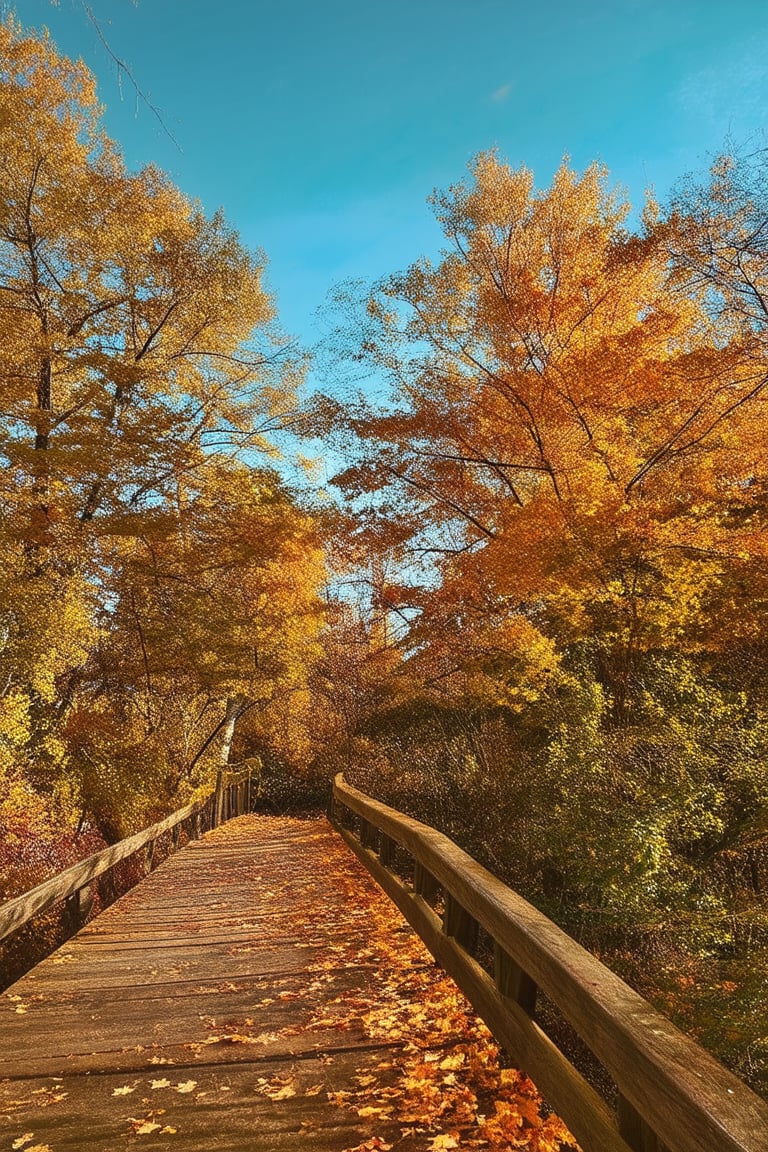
left=132, top=1120, right=161, bottom=1135
left=127, top=1109, right=179, bottom=1137
left=255, top=1074, right=298, bottom=1101
left=1, top=818, right=578, bottom=1152
left=345, top=1140, right=393, bottom=1152
left=296, top=831, right=578, bottom=1152
left=269, top=1085, right=296, bottom=1100
left=28, top=1086, right=68, bottom=1106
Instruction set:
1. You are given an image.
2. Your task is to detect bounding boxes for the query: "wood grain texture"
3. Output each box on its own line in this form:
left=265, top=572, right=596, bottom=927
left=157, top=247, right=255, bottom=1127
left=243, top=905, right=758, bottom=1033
left=0, top=767, right=255, bottom=948
left=0, top=814, right=542, bottom=1151
left=333, top=773, right=768, bottom=1152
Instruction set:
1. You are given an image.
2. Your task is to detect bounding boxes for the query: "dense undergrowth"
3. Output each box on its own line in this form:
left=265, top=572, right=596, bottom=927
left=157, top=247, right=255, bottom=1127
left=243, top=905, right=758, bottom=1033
left=344, top=647, right=768, bottom=1097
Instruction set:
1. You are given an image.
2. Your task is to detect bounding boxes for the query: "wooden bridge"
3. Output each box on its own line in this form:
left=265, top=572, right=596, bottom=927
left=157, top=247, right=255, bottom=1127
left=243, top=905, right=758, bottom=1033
left=1, top=774, right=767, bottom=1152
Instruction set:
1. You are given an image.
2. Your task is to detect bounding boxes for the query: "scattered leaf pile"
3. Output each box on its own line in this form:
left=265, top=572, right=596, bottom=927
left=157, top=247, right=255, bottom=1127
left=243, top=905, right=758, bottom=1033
left=300, top=833, right=578, bottom=1151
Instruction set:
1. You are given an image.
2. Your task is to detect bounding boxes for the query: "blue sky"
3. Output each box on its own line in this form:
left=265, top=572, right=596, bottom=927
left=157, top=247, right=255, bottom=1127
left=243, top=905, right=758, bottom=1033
left=8, top=0, right=768, bottom=360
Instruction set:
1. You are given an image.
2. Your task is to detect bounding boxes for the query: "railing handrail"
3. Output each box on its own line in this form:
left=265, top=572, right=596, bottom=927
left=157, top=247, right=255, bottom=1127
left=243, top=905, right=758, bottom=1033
left=0, top=798, right=209, bottom=945
left=0, top=765, right=255, bottom=947
left=219, top=764, right=253, bottom=782
left=331, top=772, right=768, bottom=1152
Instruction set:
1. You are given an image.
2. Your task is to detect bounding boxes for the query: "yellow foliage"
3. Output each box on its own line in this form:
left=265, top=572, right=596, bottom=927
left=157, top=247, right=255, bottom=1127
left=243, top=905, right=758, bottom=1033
left=0, top=22, right=326, bottom=836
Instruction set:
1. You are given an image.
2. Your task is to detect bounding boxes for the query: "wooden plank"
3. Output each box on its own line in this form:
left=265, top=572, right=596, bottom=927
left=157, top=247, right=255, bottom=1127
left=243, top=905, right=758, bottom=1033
left=0, top=1051, right=407, bottom=1152
left=1, top=814, right=561, bottom=1150
left=334, top=774, right=768, bottom=1152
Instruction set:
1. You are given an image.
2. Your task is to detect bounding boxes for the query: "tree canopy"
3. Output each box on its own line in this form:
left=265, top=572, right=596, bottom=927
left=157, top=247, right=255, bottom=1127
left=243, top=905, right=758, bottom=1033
left=0, top=19, right=325, bottom=860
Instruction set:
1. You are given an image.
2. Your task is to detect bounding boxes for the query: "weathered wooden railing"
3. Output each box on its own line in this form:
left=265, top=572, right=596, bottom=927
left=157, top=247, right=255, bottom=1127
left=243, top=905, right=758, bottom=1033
left=0, top=767, right=253, bottom=948
left=214, top=764, right=253, bottom=828
left=329, top=773, right=768, bottom=1152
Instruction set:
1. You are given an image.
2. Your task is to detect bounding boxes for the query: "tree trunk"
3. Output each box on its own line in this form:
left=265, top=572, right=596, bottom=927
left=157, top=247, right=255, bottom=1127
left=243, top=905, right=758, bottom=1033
left=219, top=695, right=244, bottom=770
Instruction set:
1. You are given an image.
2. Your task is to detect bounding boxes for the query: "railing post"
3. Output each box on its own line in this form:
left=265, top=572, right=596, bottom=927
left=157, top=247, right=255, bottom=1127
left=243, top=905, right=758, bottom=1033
left=443, top=892, right=479, bottom=954
left=414, top=860, right=441, bottom=904
left=172, top=823, right=180, bottom=850
left=360, top=818, right=378, bottom=851
left=97, top=869, right=116, bottom=908
left=143, top=838, right=156, bottom=874
left=494, top=941, right=537, bottom=1015
left=617, top=1095, right=666, bottom=1152
left=65, top=883, right=93, bottom=932
left=379, top=832, right=396, bottom=868
left=214, top=770, right=224, bottom=827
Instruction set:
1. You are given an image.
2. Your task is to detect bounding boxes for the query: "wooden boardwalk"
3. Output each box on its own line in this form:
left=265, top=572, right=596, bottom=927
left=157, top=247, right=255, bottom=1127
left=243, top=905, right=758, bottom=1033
left=0, top=815, right=555, bottom=1151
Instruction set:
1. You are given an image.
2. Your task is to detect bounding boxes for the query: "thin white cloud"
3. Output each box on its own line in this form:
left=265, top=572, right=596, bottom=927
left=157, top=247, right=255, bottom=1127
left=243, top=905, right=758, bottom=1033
left=490, top=83, right=512, bottom=103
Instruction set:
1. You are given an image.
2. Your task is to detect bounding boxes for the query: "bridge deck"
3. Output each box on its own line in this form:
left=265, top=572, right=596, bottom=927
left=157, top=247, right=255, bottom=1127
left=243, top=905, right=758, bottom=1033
left=0, top=815, right=565, bottom=1151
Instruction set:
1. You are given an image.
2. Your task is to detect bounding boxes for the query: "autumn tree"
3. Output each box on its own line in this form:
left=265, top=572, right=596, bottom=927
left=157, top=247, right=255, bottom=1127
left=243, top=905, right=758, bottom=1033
left=0, top=20, right=323, bottom=846
left=59, top=462, right=325, bottom=836
left=312, top=152, right=768, bottom=1092
left=321, top=152, right=768, bottom=715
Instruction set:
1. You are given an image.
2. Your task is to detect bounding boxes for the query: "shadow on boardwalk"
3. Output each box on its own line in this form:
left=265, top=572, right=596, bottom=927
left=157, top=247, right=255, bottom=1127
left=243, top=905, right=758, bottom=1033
left=0, top=815, right=573, bottom=1151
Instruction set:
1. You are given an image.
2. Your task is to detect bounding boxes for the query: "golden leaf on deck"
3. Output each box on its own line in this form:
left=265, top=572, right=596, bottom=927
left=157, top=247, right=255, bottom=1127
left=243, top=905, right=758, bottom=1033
left=356, top=1105, right=392, bottom=1118
left=438, top=1054, right=465, bottom=1070
left=267, top=1085, right=296, bottom=1100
